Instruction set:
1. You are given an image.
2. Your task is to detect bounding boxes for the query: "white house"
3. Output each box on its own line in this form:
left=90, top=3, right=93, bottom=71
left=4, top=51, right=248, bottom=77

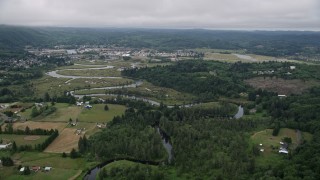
left=20, top=167, right=25, bottom=172
left=278, top=95, right=287, bottom=98
left=279, top=149, right=289, bottom=154
left=290, top=66, right=296, bottom=70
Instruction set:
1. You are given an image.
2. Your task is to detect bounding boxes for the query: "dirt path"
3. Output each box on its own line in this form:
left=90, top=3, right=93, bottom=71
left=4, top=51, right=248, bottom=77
left=251, top=129, right=269, bottom=139
left=296, top=129, right=302, bottom=146
left=68, top=170, right=82, bottom=180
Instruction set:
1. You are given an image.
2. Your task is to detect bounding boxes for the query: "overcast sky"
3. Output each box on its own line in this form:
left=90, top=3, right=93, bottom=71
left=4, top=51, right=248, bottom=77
left=0, top=0, right=319, bottom=30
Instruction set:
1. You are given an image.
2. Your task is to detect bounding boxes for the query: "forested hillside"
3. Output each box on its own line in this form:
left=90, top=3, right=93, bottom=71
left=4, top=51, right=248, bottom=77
left=1, top=25, right=320, bottom=58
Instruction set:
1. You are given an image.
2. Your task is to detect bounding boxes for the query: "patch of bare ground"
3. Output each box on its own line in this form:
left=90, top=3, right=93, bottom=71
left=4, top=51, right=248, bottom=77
left=245, top=77, right=319, bottom=95
left=44, top=128, right=83, bottom=153
left=24, top=135, right=41, bottom=141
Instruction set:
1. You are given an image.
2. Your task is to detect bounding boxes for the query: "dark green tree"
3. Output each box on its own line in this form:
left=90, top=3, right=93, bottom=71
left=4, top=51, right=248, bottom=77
left=24, top=166, right=31, bottom=175
left=12, top=141, right=17, bottom=152
left=70, top=148, right=78, bottom=159
left=25, top=126, right=30, bottom=135
left=104, top=104, right=109, bottom=111
left=62, top=152, right=67, bottom=158
left=44, top=92, right=50, bottom=102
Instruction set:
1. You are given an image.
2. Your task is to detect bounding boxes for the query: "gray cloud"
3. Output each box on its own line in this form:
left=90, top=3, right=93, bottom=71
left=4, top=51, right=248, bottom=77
left=0, top=0, right=319, bottom=30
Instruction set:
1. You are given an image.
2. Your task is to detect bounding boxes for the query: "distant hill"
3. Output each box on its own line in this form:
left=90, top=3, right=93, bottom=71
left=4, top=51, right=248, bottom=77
left=0, top=25, right=319, bottom=58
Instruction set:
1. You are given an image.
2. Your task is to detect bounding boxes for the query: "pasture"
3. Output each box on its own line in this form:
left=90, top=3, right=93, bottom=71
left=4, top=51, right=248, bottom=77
left=57, top=68, right=121, bottom=77
left=25, top=103, right=82, bottom=122
left=44, top=128, right=82, bottom=153
left=251, top=128, right=312, bottom=167
left=245, top=77, right=319, bottom=95
left=3, top=152, right=93, bottom=180
left=78, top=104, right=126, bottom=123
left=0, top=134, right=48, bottom=146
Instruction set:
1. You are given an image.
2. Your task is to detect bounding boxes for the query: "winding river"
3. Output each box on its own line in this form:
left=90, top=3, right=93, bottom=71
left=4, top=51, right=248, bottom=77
left=83, top=126, right=173, bottom=180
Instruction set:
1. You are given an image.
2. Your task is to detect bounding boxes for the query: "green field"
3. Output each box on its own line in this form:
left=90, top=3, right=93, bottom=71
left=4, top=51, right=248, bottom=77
left=0, top=134, right=49, bottom=146
left=21, top=103, right=82, bottom=122
left=78, top=104, right=126, bottom=123
left=58, top=68, right=121, bottom=77
left=1, top=152, right=97, bottom=180
left=30, top=75, right=134, bottom=97
left=251, top=128, right=312, bottom=167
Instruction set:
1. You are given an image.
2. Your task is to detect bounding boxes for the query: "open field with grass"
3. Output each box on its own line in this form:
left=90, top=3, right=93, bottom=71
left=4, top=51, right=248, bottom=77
left=13, top=121, right=67, bottom=132
left=0, top=134, right=48, bottom=146
left=31, top=75, right=134, bottom=97
left=44, top=128, right=82, bottom=153
left=57, top=68, right=121, bottom=77
left=245, top=77, right=320, bottom=95
left=101, top=81, right=196, bottom=105
left=70, top=78, right=134, bottom=88
left=78, top=104, right=126, bottom=123
left=1, top=152, right=95, bottom=180
left=251, top=128, right=312, bottom=167
left=29, top=103, right=82, bottom=122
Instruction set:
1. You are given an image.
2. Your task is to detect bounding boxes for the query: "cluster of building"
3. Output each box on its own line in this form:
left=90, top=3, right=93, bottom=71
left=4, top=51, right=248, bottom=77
left=26, top=45, right=203, bottom=62
left=0, top=58, right=43, bottom=69
left=76, top=101, right=92, bottom=109
left=19, top=166, right=52, bottom=173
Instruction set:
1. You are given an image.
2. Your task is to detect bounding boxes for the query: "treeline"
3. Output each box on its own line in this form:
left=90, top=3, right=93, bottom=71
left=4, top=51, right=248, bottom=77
left=34, top=130, right=58, bottom=151
left=123, top=61, right=247, bottom=101
left=31, top=105, right=57, bottom=118
left=98, top=163, right=165, bottom=180
left=104, top=96, right=153, bottom=111
left=1, top=26, right=320, bottom=58
left=0, top=88, right=14, bottom=103
left=1, top=124, right=56, bottom=135
left=0, top=125, right=59, bottom=152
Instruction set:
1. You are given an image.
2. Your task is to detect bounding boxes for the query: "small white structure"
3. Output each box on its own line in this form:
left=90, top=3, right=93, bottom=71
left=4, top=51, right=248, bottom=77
left=279, top=149, right=289, bottom=154
left=259, top=143, right=263, bottom=146
left=0, top=143, right=12, bottom=150
left=44, top=167, right=52, bottom=171
left=290, top=66, right=296, bottom=70
left=260, top=149, right=265, bottom=152
left=278, top=95, right=287, bottom=98
left=76, top=102, right=83, bottom=106
left=85, top=105, right=92, bottom=109
left=280, top=142, right=284, bottom=145
left=20, top=167, right=25, bottom=172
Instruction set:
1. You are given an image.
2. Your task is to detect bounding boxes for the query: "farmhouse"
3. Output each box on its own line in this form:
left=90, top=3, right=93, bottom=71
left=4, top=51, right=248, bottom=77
left=279, top=142, right=289, bottom=154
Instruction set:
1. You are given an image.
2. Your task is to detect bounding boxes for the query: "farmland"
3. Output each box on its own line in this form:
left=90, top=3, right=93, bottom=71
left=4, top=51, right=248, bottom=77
left=1, top=152, right=95, bottom=180
left=0, top=134, right=48, bottom=146
left=78, top=104, right=126, bottom=123
left=251, top=128, right=312, bottom=167
left=245, top=77, right=320, bottom=95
